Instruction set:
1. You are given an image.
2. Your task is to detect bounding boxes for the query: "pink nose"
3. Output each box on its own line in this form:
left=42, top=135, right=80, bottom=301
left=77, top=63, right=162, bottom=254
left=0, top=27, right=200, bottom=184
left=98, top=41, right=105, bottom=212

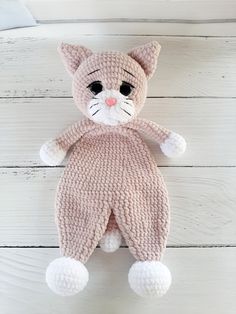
left=105, top=97, right=117, bottom=106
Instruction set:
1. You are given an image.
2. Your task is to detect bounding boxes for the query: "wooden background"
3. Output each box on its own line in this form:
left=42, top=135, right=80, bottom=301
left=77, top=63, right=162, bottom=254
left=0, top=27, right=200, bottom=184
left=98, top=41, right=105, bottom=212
left=1, top=1, right=236, bottom=313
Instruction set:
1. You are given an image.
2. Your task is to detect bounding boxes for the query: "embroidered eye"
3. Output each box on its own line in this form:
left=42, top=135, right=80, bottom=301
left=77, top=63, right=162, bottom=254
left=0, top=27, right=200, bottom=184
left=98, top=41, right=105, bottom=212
left=120, top=81, right=134, bottom=96
left=87, top=81, right=103, bottom=95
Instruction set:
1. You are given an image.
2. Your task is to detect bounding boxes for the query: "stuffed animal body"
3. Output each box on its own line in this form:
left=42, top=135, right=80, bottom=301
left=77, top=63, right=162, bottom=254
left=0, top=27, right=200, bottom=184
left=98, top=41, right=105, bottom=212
left=40, top=42, right=186, bottom=297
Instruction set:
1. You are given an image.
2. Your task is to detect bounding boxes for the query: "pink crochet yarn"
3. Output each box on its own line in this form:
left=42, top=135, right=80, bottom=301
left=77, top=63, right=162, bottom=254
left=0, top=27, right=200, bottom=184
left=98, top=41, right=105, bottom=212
left=40, top=41, right=186, bottom=297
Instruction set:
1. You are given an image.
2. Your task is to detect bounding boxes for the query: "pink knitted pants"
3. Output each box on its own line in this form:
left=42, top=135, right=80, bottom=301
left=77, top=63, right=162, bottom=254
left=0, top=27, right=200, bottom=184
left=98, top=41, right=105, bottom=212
left=55, top=125, right=170, bottom=263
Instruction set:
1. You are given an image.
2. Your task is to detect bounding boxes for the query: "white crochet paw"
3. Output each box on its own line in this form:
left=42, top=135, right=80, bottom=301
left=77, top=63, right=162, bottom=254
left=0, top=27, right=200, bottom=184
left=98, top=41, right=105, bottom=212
left=40, top=139, right=66, bottom=166
left=160, top=132, right=186, bottom=158
left=46, top=257, right=89, bottom=296
left=128, top=261, right=171, bottom=297
left=100, top=229, right=122, bottom=253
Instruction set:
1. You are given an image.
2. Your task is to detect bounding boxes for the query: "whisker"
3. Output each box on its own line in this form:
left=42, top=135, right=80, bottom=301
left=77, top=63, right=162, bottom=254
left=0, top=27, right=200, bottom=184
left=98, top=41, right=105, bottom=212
left=92, top=109, right=101, bottom=116
left=121, top=108, right=131, bottom=116
left=90, top=103, right=99, bottom=109
left=124, top=101, right=132, bottom=107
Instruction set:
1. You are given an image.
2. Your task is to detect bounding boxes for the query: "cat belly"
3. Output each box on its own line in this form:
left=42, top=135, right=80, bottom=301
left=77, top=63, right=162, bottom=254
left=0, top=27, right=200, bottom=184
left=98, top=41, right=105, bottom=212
left=54, top=130, right=170, bottom=265
left=57, top=131, right=160, bottom=193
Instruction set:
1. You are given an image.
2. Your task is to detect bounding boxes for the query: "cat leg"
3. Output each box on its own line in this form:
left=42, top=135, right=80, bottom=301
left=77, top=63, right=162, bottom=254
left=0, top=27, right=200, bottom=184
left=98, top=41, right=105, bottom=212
left=46, top=190, right=111, bottom=296
left=99, top=212, right=122, bottom=253
left=114, top=174, right=171, bottom=297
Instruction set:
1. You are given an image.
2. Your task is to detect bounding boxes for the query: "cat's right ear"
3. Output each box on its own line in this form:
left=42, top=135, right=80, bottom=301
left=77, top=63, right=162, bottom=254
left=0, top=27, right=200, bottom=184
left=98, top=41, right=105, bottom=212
left=58, top=43, right=93, bottom=76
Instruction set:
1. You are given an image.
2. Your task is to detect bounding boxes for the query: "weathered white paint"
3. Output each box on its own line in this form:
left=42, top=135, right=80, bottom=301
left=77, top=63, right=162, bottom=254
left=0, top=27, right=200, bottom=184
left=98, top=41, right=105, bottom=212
left=1, top=19, right=236, bottom=313
left=0, top=36, right=236, bottom=97
left=0, top=167, right=235, bottom=246
left=24, top=0, right=236, bottom=21
left=0, top=248, right=236, bottom=314
left=2, top=23, right=236, bottom=37
left=1, top=98, right=235, bottom=166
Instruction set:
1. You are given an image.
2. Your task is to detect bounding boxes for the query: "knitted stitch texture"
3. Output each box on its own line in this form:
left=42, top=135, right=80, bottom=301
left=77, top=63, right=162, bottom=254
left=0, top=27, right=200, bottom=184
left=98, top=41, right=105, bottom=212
left=55, top=118, right=171, bottom=263
left=58, top=42, right=160, bottom=119
left=40, top=41, right=186, bottom=296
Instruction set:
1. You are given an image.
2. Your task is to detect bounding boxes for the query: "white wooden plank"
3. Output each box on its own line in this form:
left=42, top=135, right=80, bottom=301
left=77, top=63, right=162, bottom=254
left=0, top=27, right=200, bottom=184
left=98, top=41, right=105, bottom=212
left=1, top=98, right=235, bottom=167
left=0, top=248, right=236, bottom=314
left=1, top=36, right=236, bottom=97
left=24, top=0, right=236, bottom=21
left=0, top=167, right=235, bottom=246
left=2, top=22, right=236, bottom=37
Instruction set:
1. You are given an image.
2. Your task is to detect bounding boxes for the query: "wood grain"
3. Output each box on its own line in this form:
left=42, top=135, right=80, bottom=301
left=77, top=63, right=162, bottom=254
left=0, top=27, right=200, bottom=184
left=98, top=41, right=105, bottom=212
left=0, top=167, right=235, bottom=246
left=25, top=0, right=236, bottom=21
left=3, top=22, right=236, bottom=37
left=0, top=248, right=236, bottom=314
left=1, top=98, right=235, bottom=167
left=1, top=20, right=236, bottom=313
left=1, top=36, right=236, bottom=97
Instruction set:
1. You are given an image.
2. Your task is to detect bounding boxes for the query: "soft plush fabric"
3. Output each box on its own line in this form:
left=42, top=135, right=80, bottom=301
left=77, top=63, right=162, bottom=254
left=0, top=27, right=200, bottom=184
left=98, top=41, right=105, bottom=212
left=0, top=0, right=36, bottom=31
left=40, top=42, right=186, bottom=297
left=44, top=118, right=172, bottom=263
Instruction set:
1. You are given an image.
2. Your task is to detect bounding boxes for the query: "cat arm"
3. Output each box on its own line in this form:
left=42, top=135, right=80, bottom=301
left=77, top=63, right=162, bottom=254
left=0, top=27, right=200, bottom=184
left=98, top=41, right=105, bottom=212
left=127, top=118, right=186, bottom=157
left=40, top=118, right=95, bottom=166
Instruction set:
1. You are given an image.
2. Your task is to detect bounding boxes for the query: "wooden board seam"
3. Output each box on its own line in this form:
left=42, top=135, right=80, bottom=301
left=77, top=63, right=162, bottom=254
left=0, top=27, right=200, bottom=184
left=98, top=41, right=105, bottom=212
left=1, top=245, right=235, bottom=249
left=39, top=18, right=236, bottom=24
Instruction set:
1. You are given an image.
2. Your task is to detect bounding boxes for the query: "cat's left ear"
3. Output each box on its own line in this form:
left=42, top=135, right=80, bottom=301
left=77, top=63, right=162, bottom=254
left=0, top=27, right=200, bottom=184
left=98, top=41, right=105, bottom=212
left=128, top=41, right=161, bottom=79
left=58, top=43, right=93, bottom=76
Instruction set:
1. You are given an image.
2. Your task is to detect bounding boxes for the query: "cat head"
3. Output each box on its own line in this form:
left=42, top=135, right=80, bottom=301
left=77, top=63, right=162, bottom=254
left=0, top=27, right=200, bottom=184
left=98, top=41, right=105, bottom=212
left=58, top=41, right=161, bottom=126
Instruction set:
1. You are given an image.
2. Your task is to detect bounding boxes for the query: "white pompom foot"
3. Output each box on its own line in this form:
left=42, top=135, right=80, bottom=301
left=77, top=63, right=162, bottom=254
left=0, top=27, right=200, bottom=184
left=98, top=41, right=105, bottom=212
left=100, top=229, right=122, bottom=253
left=40, top=139, right=67, bottom=166
left=128, top=261, right=171, bottom=297
left=46, top=257, right=89, bottom=296
left=160, top=132, right=186, bottom=158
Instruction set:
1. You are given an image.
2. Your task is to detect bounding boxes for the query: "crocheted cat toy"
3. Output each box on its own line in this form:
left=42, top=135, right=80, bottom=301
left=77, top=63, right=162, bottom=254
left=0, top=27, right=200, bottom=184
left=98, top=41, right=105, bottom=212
left=40, top=41, right=186, bottom=297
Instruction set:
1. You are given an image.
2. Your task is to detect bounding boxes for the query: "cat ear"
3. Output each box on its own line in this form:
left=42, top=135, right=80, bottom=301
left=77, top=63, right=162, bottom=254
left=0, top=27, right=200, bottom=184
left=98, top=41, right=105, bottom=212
left=128, top=41, right=161, bottom=79
left=58, top=43, right=93, bottom=76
